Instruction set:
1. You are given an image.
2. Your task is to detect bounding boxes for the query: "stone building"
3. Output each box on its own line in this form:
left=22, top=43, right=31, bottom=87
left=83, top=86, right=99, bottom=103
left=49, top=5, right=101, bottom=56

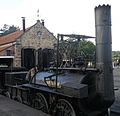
left=0, top=19, right=57, bottom=69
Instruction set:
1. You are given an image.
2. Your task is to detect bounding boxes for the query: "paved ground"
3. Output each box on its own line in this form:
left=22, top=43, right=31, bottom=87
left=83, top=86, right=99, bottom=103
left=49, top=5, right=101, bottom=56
left=111, top=68, right=120, bottom=116
left=0, top=95, right=50, bottom=116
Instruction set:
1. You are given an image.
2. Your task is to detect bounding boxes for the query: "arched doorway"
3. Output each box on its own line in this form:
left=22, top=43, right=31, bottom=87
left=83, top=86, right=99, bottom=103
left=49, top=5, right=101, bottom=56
left=21, top=48, right=36, bottom=69
left=37, top=48, right=54, bottom=70
left=42, top=48, right=54, bottom=69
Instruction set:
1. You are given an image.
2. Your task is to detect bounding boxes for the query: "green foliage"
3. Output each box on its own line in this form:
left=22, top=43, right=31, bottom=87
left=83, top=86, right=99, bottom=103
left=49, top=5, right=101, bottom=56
left=79, top=40, right=95, bottom=58
left=58, top=39, right=95, bottom=61
left=112, top=51, right=120, bottom=61
left=0, top=24, right=19, bottom=36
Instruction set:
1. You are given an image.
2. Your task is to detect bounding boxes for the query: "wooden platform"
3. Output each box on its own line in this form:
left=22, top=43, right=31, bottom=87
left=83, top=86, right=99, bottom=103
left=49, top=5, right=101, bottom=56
left=0, top=95, right=50, bottom=116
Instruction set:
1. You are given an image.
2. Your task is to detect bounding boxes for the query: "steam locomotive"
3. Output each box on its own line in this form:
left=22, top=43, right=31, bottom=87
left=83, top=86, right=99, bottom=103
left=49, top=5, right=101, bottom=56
left=0, top=5, right=114, bottom=116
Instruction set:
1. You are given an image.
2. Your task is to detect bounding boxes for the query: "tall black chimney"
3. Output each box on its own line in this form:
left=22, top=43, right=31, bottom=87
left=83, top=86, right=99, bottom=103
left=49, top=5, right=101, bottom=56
left=95, top=5, right=114, bottom=102
left=22, top=17, right=25, bottom=32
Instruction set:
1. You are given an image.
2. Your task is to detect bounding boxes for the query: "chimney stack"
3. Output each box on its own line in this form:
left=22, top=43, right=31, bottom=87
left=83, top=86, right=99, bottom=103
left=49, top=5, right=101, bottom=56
left=22, top=17, right=25, bottom=32
left=41, top=19, right=44, bottom=26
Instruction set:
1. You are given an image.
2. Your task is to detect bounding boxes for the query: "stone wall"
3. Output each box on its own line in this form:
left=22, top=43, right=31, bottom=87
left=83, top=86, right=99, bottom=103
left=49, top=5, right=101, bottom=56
left=14, top=21, right=56, bottom=67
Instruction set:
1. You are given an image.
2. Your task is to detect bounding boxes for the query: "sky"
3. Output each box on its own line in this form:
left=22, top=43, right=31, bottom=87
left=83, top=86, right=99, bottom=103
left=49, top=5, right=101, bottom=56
left=0, top=0, right=119, bottom=51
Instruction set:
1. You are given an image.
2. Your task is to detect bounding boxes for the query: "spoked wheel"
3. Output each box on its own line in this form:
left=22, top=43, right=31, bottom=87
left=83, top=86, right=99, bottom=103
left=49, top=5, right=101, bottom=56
left=52, top=99, right=76, bottom=116
left=4, top=91, right=11, bottom=98
left=32, top=93, right=48, bottom=113
left=13, top=95, right=23, bottom=103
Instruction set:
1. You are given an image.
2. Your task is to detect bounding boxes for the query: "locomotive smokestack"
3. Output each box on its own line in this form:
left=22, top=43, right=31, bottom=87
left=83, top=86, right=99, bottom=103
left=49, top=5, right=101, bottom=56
left=22, top=17, right=25, bottom=32
left=95, top=5, right=114, bottom=102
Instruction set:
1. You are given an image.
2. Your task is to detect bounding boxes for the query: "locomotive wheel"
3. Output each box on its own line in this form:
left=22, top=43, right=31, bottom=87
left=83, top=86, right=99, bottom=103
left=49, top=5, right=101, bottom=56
left=13, top=95, right=23, bottom=103
left=52, top=99, right=76, bottom=116
left=32, top=93, right=48, bottom=113
left=4, top=91, right=11, bottom=98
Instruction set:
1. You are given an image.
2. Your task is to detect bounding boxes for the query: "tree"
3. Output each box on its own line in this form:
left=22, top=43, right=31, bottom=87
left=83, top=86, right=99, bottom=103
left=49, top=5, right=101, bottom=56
left=112, top=51, right=120, bottom=61
left=57, top=39, right=96, bottom=64
left=79, top=40, right=95, bottom=58
left=0, top=24, right=19, bottom=36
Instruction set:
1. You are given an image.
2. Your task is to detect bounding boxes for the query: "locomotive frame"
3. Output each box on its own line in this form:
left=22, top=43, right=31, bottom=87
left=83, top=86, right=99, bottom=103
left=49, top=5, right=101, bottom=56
left=3, top=34, right=111, bottom=116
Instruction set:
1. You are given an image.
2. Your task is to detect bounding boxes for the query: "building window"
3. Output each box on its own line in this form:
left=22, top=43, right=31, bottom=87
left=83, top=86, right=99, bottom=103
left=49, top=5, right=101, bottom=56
left=6, top=50, right=12, bottom=56
left=37, top=31, right=42, bottom=37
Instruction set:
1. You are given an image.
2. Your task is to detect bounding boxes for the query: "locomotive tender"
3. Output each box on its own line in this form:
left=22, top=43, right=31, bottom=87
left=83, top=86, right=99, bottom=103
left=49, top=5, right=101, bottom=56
left=2, top=5, right=114, bottom=116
